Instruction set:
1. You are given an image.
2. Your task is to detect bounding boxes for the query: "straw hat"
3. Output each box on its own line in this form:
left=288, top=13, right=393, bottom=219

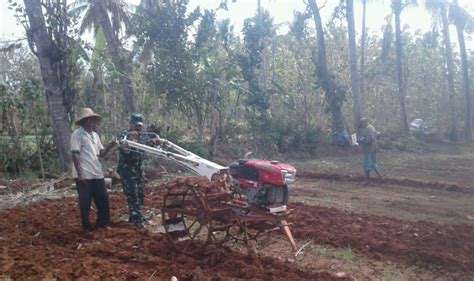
left=75, top=108, right=102, bottom=125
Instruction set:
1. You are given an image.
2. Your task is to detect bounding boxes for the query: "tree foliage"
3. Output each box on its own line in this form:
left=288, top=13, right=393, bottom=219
left=1, top=0, right=474, bottom=176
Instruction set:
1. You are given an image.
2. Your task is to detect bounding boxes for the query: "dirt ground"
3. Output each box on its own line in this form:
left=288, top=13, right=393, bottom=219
left=1, top=143, right=473, bottom=280
left=293, top=142, right=474, bottom=187
left=0, top=189, right=348, bottom=281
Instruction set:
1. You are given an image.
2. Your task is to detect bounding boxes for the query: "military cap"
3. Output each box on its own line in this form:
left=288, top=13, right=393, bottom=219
left=130, top=113, right=144, bottom=126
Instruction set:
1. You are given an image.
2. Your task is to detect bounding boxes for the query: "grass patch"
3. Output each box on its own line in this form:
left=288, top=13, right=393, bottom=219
left=332, top=246, right=357, bottom=262
left=381, top=274, right=396, bottom=281
left=317, top=246, right=329, bottom=257
left=296, top=268, right=306, bottom=274
left=304, top=244, right=330, bottom=258
left=306, top=243, right=358, bottom=262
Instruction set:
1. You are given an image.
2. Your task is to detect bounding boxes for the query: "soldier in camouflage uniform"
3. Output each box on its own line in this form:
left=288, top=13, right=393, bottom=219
left=117, top=113, right=160, bottom=228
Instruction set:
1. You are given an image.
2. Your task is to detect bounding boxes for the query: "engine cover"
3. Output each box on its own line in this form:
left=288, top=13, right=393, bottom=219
left=246, top=184, right=289, bottom=206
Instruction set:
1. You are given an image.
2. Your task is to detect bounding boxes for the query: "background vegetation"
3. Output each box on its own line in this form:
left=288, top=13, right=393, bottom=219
left=0, top=0, right=473, bottom=177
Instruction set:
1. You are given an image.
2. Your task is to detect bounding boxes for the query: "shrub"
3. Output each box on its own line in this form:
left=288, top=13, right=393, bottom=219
left=163, top=129, right=209, bottom=158
left=0, top=136, right=31, bottom=177
left=266, top=117, right=325, bottom=153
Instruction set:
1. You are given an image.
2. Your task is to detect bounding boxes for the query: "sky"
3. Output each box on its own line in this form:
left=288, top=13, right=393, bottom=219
left=0, top=0, right=473, bottom=50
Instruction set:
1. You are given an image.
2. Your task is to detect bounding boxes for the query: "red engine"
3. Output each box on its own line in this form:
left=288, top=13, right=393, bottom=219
left=228, top=159, right=296, bottom=208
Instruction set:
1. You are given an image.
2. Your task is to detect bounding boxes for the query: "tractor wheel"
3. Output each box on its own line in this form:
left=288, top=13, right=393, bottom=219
left=161, top=177, right=232, bottom=255
left=226, top=219, right=272, bottom=245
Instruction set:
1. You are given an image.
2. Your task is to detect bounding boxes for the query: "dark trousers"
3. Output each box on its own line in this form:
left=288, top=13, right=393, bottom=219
left=76, top=178, right=110, bottom=230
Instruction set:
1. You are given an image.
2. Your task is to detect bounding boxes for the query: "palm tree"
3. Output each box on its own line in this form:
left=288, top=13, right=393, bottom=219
left=307, top=0, right=347, bottom=133
left=359, top=0, right=367, bottom=112
left=391, top=0, right=415, bottom=135
left=346, top=0, right=363, bottom=132
left=425, top=0, right=458, bottom=140
left=69, top=0, right=132, bottom=35
left=69, top=0, right=137, bottom=113
left=23, top=0, right=73, bottom=170
left=450, top=0, right=473, bottom=141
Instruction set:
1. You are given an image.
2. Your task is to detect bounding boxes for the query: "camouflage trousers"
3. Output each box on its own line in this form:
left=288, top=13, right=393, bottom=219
left=121, top=177, right=145, bottom=224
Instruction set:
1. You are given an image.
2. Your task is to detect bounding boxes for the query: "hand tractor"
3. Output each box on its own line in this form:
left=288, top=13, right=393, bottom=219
left=119, top=134, right=297, bottom=254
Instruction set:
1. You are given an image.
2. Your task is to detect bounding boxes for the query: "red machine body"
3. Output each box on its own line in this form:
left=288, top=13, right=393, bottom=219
left=229, top=159, right=296, bottom=207
left=235, top=160, right=296, bottom=188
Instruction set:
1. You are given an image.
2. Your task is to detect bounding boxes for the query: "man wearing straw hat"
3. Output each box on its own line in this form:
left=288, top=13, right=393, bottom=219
left=71, top=108, right=115, bottom=232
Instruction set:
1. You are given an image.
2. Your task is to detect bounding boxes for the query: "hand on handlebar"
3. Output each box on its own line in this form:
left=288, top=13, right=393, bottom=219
left=150, top=137, right=159, bottom=145
left=128, top=131, right=139, bottom=141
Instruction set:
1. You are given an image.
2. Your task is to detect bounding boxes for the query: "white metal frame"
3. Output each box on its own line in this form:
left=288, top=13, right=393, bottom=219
left=119, top=135, right=227, bottom=180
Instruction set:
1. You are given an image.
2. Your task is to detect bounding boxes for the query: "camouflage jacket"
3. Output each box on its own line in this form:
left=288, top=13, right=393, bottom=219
left=117, top=129, right=152, bottom=179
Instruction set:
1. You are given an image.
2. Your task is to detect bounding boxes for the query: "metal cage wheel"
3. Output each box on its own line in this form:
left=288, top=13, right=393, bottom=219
left=161, top=182, right=230, bottom=255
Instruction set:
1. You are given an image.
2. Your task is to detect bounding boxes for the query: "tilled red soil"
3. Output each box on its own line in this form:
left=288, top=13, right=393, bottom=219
left=299, top=171, right=473, bottom=193
left=0, top=188, right=348, bottom=280
left=2, top=176, right=474, bottom=279
left=289, top=202, right=474, bottom=277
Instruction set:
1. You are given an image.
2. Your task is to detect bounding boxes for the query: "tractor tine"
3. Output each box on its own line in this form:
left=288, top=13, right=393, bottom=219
left=279, top=220, right=297, bottom=251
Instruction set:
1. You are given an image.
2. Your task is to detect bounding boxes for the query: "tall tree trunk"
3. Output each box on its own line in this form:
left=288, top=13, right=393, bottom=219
left=359, top=0, right=367, bottom=113
left=34, top=122, right=45, bottom=179
left=308, top=0, right=346, bottom=132
left=441, top=4, right=458, bottom=141
left=393, top=1, right=409, bottom=135
left=257, top=0, right=268, bottom=89
left=23, top=0, right=72, bottom=171
left=346, top=0, right=363, bottom=132
left=454, top=19, right=473, bottom=141
left=91, top=0, right=138, bottom=113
